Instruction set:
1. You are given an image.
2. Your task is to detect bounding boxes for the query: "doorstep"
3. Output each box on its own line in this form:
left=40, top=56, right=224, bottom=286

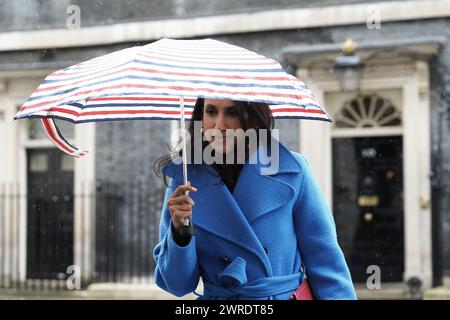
left=423, top=286, right=450, bottom=300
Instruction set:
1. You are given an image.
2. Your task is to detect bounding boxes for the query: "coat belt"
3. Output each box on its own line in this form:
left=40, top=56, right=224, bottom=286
left=202, top=272, right=303, bottom=299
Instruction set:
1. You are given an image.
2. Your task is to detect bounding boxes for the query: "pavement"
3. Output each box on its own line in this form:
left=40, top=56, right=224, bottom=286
left=1, top=281, right=449, bottom=300
left=0, top=282, right=200, bottom=300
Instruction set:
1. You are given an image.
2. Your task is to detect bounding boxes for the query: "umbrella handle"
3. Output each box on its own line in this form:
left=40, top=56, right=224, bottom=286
left=179, top=96, right=195, bottom=237
left=180, top=218, right=196, bottom=236
left=179, top=189, right=195, bottom=236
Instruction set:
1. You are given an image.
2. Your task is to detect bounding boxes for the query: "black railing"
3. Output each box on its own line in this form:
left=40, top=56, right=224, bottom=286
left=0, top=180, right=164, bottom=292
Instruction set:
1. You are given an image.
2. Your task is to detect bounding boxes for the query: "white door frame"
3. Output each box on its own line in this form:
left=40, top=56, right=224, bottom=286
left=298, top=61, right=432, bottom=288
left=1, top=73, right=96, bottom=284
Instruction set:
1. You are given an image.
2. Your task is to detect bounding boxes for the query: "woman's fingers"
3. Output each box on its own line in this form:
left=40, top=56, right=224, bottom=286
left=173, top=204, right=192, bottom=211
left=171, top=208, right=192, bottom=230
left=168, top=194, right=195, bottom=206
left=172, top=208, right=192, bottom=217
left=168, top=183, right=197, bottom=230
left=173, top=183, right=197, bottom=197
left=169, top=202, right=193, bottom=219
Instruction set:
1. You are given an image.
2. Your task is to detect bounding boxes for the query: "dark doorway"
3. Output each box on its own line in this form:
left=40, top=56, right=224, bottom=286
left=26, top=148, right=74, bottom=279
left=332, top=136, right=404, bottom=282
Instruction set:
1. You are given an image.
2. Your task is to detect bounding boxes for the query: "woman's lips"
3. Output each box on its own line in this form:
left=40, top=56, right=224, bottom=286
left=213, top=133, right=233, bottom=140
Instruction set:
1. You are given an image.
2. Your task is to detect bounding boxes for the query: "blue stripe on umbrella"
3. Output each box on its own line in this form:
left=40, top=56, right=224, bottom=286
left=83, top=103, right=193, bottom=108
left=43, top=59, right=284, bottom=84
left=20, top=114, right=331, bottom=124
left=44, top=60, right=132, bottom=84
left=144, top=51, right=270, bottom=61
left=133, top=59, right=283, bottom=73
left=19, top=114, right=189, bottom=123
left=28, top=75, right=299, bottom=102
left=81, top=102, right=322, bottom=110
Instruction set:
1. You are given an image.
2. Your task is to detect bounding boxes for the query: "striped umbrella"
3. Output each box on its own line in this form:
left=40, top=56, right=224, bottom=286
left=14, top=37, right=330, bottom=158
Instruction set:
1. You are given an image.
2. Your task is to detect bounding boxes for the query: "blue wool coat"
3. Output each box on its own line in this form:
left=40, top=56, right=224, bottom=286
left=153, top=142, right=357, bottom=300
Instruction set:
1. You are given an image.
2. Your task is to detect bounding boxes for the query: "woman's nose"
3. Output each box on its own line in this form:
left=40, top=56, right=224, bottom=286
left=214, top=113, right=226, bottom=130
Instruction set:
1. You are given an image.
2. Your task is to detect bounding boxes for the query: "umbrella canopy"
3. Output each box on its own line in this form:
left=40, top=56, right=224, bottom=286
left=14, top=38, right=330, bottom=158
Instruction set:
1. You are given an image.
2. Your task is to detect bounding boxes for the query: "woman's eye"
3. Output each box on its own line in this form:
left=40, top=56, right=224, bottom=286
left=205, top=109, right=216, bottom=115
left=227, top=110, right=239, bottom=117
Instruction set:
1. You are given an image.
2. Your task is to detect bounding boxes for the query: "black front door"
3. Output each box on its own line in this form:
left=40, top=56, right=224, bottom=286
left=332, top=136, right=404, bottom=282
left=27, top=149, right=74, bottom=279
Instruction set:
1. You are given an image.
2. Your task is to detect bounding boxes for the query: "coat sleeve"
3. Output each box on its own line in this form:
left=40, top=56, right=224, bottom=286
left=292, top=154, right=357, bottom=300
left=153, top=180, right=200, bottom=297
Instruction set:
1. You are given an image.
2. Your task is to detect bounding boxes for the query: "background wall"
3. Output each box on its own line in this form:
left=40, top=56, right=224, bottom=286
left=0, top=0, right=449, bottom=286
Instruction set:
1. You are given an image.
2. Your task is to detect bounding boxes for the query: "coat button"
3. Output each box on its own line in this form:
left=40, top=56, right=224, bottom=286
left=220, top=256, right=229, bottom=264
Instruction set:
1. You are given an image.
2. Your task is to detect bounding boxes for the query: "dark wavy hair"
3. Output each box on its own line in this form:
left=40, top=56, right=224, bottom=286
left=153, top=97, right=274, bottom=184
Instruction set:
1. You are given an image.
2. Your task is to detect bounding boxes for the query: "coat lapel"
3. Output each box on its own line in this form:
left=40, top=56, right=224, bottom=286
left=193, top=179, right=273, bottom=275
left=232, top=142, right=300, bottom=223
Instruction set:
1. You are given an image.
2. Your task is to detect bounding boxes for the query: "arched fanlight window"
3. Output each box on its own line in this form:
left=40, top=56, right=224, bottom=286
left=334, top=94, right=402, bottom=128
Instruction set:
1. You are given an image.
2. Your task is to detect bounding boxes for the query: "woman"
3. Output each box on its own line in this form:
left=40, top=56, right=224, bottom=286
left=153, top=97, right=357, bottom=300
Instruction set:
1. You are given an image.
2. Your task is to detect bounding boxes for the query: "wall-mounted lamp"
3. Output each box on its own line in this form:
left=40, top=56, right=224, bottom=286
left=334, top=38, right=364, bottom=92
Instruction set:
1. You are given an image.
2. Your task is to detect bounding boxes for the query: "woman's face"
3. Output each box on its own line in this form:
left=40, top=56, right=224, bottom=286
left=202, top=99, right=242, bottom=155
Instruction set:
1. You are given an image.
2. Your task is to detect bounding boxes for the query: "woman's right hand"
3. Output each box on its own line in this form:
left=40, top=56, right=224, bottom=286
left=168, top=182, right=197, bottom=230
